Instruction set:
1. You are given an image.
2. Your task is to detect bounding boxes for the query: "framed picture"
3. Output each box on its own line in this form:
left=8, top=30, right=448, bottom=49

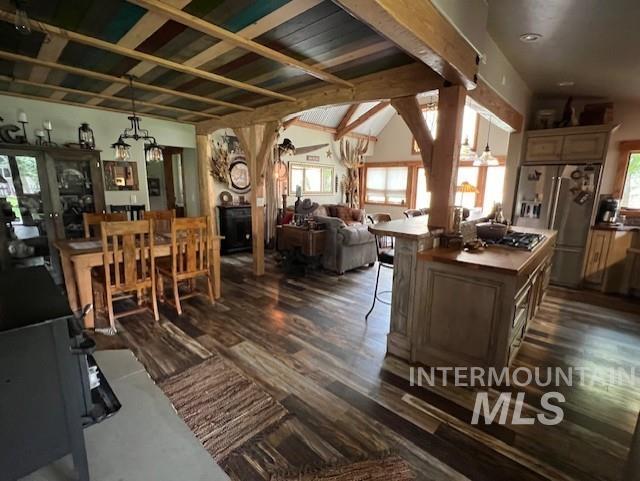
left=103, top=160, right=139, bottom=191
left=148, top=177, right=161, bottom=196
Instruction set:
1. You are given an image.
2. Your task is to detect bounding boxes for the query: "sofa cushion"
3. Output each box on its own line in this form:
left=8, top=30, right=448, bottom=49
left=315, top=205, right=329, bottom=217
left=340, top=225, right=374, bottom=246
left=335, top=205, right=353, bottom=223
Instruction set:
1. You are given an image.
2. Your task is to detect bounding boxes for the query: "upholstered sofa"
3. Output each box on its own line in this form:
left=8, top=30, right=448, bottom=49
left=312, top=204, right=377, bottom=275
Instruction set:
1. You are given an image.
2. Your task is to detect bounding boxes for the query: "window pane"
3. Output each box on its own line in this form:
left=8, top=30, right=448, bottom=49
left=424, top=109, right=438, bottom=139
left=305, top=166, right=321, bottom=192
left=622, top=153, right=640, bottom=209
left=386, top=167, right=408, bottom=190
left=291, top=167, right=303, bottom=192
left=16, top=156, right=40, bottom=195
left=462, top=106, right=477, bottom=147
left=415, top=167, right=431, bottom=209
left=366, top=167, right=386, bottom=189
left=483, top=166, right=506, bottom=213
left=322, top=168, right=333, bottom=193
left=455, top=166, right=479, bottom=208
left=366, top=191, right=386, bottom=203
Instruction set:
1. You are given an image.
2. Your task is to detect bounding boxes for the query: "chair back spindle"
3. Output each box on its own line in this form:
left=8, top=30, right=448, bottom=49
left=83, top=212, right=127, bottom=238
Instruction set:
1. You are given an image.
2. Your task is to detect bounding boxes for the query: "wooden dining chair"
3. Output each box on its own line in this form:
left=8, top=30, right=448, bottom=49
left=142, top=209, right=176, bottom=234
left=156, top=216, right=214, bottom=315
left=91, top=220, right=159, bottom=333
left=83, top=212, right=127, bottom=238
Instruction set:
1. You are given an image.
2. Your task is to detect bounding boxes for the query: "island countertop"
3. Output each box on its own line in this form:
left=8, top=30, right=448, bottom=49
left=368, top=216, right=443, bottom=240
left=418, top=227, right=557, bottom=276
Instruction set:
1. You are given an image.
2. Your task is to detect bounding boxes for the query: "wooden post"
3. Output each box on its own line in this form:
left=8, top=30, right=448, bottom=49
left=196, top=134, right=216, bottom=232
left=430, top=85, right=466, bottom=230
left=391, top=95, right=434, bottom=171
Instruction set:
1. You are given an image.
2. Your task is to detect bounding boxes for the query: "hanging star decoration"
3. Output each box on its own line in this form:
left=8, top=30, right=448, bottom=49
left=326, top=148, right=332, bottom=158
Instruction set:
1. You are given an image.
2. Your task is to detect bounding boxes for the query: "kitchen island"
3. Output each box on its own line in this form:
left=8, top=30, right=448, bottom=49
left=369, top=220, right=556, bottom=368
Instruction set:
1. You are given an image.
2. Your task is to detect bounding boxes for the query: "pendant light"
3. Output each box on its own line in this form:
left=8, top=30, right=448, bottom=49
left=459, top=136, right=476, bottom=161
left=474, top=115, right=499, bottom=167
left=111, top=76, right=164, bottom=163
left=12, top=0, right=31, bottom=35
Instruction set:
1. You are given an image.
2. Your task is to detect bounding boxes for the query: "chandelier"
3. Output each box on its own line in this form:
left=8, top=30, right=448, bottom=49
left=112, top=76, right=163, bottom=163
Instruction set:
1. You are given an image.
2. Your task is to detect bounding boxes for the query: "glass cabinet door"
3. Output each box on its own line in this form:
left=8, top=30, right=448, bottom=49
left=0, top=151, right=58, bottom=274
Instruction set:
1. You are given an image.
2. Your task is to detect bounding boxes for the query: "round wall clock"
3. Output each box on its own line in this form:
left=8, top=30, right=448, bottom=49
left=229, top=157, right=250, bottom=193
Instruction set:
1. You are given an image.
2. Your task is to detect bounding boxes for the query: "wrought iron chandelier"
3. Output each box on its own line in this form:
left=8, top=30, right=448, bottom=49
left=112, top=76, right=163, bottom=163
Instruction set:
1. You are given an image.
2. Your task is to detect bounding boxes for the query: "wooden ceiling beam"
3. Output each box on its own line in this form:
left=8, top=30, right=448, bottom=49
left=335, top=101, right=390, bottom=140
left=333, top=0, right=478, bottom=89
left=0, top=50, right=254, bottom=111
left=287, top=118, right=377, bottom=142
left=390, top=96, right=434, bottom=170
left=126, top=0, right=354, bottom=88
left=197, top=62, right=444, bottom=133
left=0, top=89, right=192, bottom=124
left=138, top=0, right=323, bottom=107
left=282, top=116, right=301, bottom=130
left=0, top=75, right=219, bottom=119
left=467, top=77, right=523, bottom=132
left=0, top=9, right=294, bottom=102
left=335, top=104, right=358, bottom=136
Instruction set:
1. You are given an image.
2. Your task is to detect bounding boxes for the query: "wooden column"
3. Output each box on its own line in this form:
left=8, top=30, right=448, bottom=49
left=235, top=121, right=279, bottom=276
left=430, top=85, right=466, bottom=230
left=391, top=96, right=434, bottom=172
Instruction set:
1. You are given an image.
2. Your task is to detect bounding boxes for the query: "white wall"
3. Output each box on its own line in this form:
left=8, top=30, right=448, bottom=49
left=0, top=94, right=197, bottom=209
left=146, top=161, right=167, bottom=211
left=182, top=147, right=200, bottom=216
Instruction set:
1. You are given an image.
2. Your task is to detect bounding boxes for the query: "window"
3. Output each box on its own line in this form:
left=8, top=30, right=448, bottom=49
left=365, top=166, right=409, bottom=205
left=289, top=162, right=334, bottom=195
left=413, top=105, right=477, bottom=154
left=621, top=152, right=640, bottom=210
left=415, top=168, right=431, bottom=209
left=452, top=162, right=506, bottom=213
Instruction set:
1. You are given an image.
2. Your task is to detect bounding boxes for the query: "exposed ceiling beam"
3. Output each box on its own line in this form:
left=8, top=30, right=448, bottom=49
left=28, top=36, right=67, bottom=84
left=0, top=89, right=192, bottom=124
left=86, top=0, right=191, bottom=105
left=391, top=95, right=434, bottom=170
left=287, top=118, right=377, bottom=142
left=140, top=0, right=323, bottom=107
left=0, top=10, right=294, bottom=102
left=0, top=50, right=254, bottom=111
left=467, top=76, right=523, bottom=132
left=127, top=0, right=354, bottom=88
left=282, top=116, right=301, bottom=130
left=0, top=75, right=219, bottom=119
left=196, top=62, right=444, bottom=133
left=335, top=101, right=390, bottom=140
left=179, top=41, right=392, bottom=122
left=333, top=0, right=478, bottom=89
left=335, top=104, right=358, bottom=136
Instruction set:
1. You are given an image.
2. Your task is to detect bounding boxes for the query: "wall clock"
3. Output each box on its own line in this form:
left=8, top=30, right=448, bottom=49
left=228, top=157, right=250, bottom=193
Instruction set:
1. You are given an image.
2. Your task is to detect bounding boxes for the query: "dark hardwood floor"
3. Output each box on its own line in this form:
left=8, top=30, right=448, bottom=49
left=95, top=252, right=640, bottom=481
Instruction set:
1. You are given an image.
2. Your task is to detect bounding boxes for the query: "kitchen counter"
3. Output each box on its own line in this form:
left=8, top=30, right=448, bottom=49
left=418, top=228, right=557, bottom=276
left=592, top=223, right=640, bottom=232
left=368, top=216, right=442, bottom=240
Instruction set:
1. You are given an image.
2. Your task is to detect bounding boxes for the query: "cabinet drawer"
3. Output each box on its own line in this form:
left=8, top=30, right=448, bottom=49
left=562, top=133, right=606, bottom=161
left=525, top=136, right=563, bottom=162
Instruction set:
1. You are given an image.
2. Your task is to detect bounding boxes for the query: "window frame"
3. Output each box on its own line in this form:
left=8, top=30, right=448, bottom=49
left=363, top=161, right=422, bottom=207
left=614, top=140, right=640, bottom=218
left=288, top=161, right=335, bottom=196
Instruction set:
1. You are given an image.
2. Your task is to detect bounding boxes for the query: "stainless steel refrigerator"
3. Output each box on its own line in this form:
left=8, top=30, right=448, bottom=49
left=514, top=164, right=601, bottom=287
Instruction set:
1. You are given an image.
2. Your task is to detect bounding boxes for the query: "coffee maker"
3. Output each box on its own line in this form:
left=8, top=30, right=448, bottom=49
left=596, top=197, right=619, bottom=224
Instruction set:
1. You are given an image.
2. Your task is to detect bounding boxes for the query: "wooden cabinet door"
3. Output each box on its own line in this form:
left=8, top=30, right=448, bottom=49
left=629, top=252, right=640, bottom=296
left=562, top=133, right=607, bottom=161
left=524, top=136, right=564, bottom=163
left=584, top=230, right=610, bottom=285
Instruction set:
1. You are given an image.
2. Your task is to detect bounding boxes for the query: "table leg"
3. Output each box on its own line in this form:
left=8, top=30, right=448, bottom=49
left=212, top=238, right=221, bottom=299
left=60, top=252, right=79, bottom=312
left=73, top=260, right=95, bottom=329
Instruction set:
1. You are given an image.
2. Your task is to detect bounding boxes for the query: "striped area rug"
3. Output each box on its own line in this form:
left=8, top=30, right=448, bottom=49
left=270, top=454, right=416, bottom=481
left=159, top=355, right=289, bottom=463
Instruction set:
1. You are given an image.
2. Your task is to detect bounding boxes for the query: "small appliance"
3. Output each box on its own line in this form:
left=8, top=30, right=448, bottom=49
left=596, top=197, right=619, bottom=224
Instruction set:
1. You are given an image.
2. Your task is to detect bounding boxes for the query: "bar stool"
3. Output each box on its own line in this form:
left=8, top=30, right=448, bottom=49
left=365, top=213, right=394, bottom=322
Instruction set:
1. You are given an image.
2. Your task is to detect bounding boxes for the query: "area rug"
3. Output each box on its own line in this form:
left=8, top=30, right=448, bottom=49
left=159, top=355, right=290, bottom=463
left=269, top=454, right=416, bottom=481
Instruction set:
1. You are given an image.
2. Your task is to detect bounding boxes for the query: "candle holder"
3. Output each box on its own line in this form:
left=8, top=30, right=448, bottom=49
left=42, top=120, right=56, bottom=146
left=34, top=129, right=45, bottom=145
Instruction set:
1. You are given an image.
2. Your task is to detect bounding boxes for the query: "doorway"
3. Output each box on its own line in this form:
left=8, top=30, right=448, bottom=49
left=146, top=146, right=186, bottom=216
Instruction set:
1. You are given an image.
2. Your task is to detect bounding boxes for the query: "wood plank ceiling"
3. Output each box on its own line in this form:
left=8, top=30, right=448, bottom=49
left=0, top=0, right=416, bottom=124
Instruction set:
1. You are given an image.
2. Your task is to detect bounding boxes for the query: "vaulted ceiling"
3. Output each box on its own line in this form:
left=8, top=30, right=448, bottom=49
left=0, top=0, right=415, bottom=123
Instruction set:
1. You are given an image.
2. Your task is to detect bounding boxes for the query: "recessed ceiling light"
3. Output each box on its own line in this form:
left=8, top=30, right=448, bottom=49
left=557, top=81, right=575, bottom=87
left=519, top=33, right=543, bottom=43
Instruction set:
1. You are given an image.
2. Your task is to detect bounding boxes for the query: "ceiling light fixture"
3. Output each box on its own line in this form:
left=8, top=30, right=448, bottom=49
left=12, top=0, right=31, bottom=35
left=519, top=32, right=542, bottom=43
left=459, top=136, right=477, bottom=161
left=557, top=80, right=575, bottom=87
left=474, top=115, right=499, bottom=167
left=112, top=76, right=163, bottom=163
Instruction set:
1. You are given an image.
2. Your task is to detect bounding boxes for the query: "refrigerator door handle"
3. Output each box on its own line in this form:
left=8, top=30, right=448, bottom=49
left=549, top=176, right=563, bottom=229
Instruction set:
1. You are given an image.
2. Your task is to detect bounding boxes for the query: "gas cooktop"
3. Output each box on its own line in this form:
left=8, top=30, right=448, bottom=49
left=494, top=232, right=545, bottom=251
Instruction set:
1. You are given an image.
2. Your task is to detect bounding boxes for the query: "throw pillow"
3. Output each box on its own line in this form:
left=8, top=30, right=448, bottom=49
left=335, top=206, right=353, bottom=223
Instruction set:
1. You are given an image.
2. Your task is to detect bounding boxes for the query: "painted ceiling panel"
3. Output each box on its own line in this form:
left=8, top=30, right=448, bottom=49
left=298, top=104, right=350, bottom=127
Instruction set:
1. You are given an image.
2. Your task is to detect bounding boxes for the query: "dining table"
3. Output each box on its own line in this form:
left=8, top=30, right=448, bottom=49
left=54, top=234, right=222, bottom=329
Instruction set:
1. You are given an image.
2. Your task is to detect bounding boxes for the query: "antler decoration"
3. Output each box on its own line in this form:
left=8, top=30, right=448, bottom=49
left=339, top=138, right=370, bottom=208
left=210, top=140, right=230, bottom=184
